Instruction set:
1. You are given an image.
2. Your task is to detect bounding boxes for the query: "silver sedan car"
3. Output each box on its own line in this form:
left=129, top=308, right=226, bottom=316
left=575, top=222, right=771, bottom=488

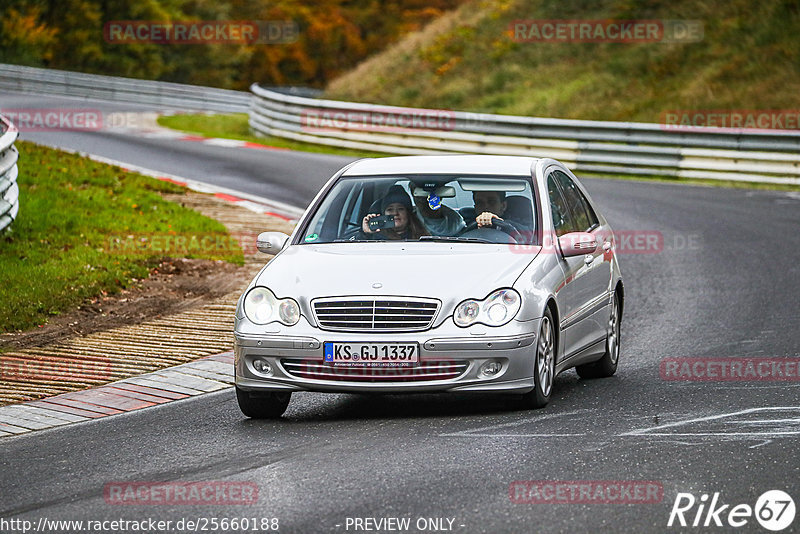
left=234, top=155, right=624, bottom=417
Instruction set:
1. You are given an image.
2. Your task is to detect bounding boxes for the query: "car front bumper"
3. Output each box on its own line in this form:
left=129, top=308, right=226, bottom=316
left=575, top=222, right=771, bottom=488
left=234, top=317, right=541, bottom=395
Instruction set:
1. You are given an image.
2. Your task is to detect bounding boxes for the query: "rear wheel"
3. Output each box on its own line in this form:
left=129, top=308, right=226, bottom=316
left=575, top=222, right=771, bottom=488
left=576, top=292, right=620, bottom=379
left=236, top=387, right=291, bottom=418
left=520, top=309, right=555, bottom=409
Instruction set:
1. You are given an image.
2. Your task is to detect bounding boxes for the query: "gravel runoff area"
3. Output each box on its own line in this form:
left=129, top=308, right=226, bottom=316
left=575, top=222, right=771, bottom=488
left=0, top=191, right=293, bottom=405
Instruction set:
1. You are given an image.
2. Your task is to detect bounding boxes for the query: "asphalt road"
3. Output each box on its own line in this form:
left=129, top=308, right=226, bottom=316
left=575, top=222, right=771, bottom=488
left=1, top=92, right=799, bottom=534
left=2, top=92, right=351, bottom=207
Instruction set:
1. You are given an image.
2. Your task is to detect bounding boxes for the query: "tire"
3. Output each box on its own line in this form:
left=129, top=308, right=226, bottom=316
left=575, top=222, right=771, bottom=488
left=236, top=387, right=291, bottom=418
left=520, top=308, right=555, bottom=409
left=576, top=292, right=621, bottom=379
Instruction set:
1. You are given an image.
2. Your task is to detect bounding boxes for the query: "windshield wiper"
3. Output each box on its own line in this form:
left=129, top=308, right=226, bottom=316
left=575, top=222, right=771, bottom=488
left=333, top=238, right=374, bottom=243
left=419, top=235, right=492, bottom=244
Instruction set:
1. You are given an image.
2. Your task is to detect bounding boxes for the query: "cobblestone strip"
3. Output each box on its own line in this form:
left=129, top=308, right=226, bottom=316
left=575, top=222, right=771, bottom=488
left=1, top=190, right=297, bottom=406
left=0, top=352, right=235, bottom=438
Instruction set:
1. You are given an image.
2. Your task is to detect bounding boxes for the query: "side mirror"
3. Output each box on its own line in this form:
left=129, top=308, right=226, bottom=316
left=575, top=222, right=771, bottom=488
left=256, top=231, right=290, bottom=254
left=558, top=232, right=597, bottom=257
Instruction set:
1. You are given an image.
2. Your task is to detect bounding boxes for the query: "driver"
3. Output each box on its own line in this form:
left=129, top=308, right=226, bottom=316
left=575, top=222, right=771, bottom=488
left=473, top=190, right=509, bottom=228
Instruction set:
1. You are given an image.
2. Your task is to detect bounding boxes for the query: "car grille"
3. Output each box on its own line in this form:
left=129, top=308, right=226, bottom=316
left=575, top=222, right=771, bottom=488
left=312, top=297, right=439, bottom=331
left=280, top=359, right=469, bottom=382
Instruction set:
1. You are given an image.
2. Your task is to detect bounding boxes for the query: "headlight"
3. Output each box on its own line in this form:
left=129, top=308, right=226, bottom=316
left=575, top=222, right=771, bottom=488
left=454, top=289, right=521, bottom=327
left=279, top=299, right=300, bottom=325
left=244, top=287, right=300, bottom=326
left=455, top=300, right=480, bottom=325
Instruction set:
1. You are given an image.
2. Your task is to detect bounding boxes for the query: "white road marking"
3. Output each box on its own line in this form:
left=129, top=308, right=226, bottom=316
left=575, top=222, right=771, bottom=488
left=634, top=432, right=800, bottom=436
left=447, top=433, right=585, bottom=437
left=621, top=406, right=800, bottom=438
left=727, top=418, right=800, bottom=424
left=439, top=409, right=590, bottom=437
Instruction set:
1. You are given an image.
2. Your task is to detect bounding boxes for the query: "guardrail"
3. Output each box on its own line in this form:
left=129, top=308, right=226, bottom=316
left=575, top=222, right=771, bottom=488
left=1, top=63, right=796, bottom=184
left=0, top=64, right=249, bottom=113
left=0, top=115, right=20, bottom=233
left=250, top=84, right=800, bottom=185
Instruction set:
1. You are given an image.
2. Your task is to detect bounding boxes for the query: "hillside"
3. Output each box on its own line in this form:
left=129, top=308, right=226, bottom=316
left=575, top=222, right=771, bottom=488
left=0, top=0, right=464, bottom=89
left=325, top=0, right=800, bottom=122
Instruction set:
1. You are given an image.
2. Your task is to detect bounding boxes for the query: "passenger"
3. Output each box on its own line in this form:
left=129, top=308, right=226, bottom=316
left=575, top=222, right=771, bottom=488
left=412, top=194, right=465, bottom=236
left=361, top=185, right=430, bottom=240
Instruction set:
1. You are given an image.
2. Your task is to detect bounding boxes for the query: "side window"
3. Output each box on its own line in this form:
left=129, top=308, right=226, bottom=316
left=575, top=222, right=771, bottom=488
left=547, top=173, right=575, bottom=236
left=568, top=173, right=599, bottom=228
left=583, top=199, right=599, bottom=229
left=553, top=171, right=592, bottom=232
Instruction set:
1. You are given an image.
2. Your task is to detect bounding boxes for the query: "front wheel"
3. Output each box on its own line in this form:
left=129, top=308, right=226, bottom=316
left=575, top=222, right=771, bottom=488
left=519, top=309, right=555, bottom=409
left=236, top=387, right=291, bottom=418
left=576, top=292, right=620, bottom=379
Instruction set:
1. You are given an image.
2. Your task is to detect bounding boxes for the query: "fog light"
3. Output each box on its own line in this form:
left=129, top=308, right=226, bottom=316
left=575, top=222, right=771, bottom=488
left=479, top=360, right=503, bottom=378
left=252, top=358, right=273, bottom=376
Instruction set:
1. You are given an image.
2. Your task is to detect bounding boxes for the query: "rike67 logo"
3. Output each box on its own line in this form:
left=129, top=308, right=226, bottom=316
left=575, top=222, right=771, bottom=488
left=668, top=490, right=795, bottom=531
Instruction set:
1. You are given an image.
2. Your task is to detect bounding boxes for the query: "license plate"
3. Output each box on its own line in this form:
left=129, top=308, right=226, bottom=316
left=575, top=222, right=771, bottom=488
left=323, top=342, right=419, bottom=366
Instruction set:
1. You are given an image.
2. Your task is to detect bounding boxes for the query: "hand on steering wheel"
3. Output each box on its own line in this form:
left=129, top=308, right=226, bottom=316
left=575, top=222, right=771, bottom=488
left=476, top=211, right=500, bottom=228
left=458, top=218, right=522, bottom=242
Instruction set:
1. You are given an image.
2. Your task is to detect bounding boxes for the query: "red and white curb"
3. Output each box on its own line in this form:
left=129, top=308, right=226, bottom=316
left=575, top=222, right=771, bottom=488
left=128, top=127, right=294, bottom=152
left=174, top=134, right=292, bottom=152
left=48, top=111, right=308, bottom=220
left=53, top=146, right=306, bottom=223
left=89, top=151, right=305, bottom=222
left=0, top=352, right=235, bottom=438
left=103, top=111, right=292, bottom=152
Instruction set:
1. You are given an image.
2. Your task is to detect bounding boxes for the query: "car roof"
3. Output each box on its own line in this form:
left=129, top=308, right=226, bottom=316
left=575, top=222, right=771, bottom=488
left=341, top=155, right=541, bottom=177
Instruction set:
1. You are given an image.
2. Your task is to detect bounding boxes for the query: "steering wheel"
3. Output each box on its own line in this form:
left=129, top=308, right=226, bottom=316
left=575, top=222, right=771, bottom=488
left=458, top=219, right=522, bottom=243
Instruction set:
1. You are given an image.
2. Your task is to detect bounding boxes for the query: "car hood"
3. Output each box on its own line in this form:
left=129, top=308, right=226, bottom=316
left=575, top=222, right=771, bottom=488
left=256, top=242, right=540, bottom=302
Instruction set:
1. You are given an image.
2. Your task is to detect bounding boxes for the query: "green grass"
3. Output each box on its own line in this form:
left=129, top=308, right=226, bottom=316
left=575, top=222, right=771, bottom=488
left=157, top=113, right=387, bottom=159
left=0, top=141, right=243, bottom=332
left=326, top=0, right=800, bottom=123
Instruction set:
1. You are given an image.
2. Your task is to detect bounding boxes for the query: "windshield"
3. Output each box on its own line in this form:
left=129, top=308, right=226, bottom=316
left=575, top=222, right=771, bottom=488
left=298, top=174, right=537, bottom=245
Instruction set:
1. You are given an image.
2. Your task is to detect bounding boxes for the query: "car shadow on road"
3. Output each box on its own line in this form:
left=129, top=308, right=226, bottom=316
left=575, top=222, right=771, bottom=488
left=238, top=372, right=587, bottom=424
